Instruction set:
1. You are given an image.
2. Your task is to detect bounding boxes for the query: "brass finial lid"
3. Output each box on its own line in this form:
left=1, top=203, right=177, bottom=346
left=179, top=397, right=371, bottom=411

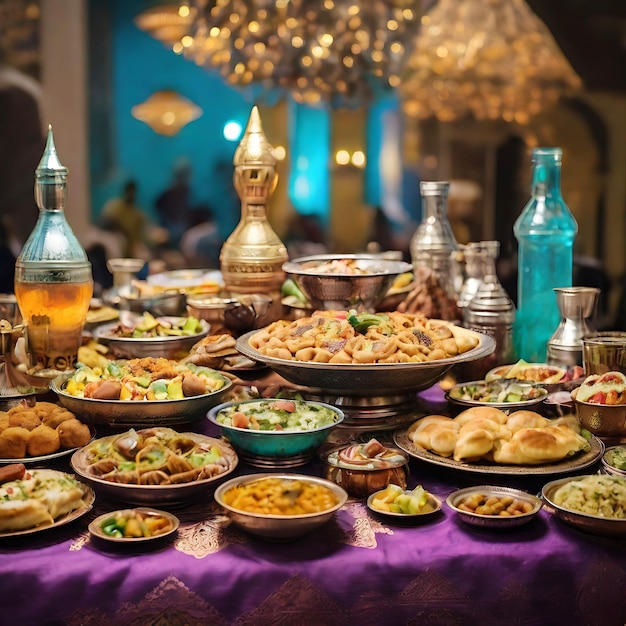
left=233, top=106, right=277, bottom=203
left=234, top=106, right=275, bottom=167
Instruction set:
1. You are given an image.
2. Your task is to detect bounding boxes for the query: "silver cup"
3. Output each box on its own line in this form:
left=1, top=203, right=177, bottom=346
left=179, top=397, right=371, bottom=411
left=582, top=332, right=626, bottom=376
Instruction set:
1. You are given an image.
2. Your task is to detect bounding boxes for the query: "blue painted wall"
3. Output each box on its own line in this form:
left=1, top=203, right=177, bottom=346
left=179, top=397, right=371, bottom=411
left=90, top=0, right=263, bottom=240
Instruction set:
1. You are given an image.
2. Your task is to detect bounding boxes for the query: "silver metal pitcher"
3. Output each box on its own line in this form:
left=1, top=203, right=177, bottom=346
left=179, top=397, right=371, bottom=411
left=547, top=286, right=600, bottom=368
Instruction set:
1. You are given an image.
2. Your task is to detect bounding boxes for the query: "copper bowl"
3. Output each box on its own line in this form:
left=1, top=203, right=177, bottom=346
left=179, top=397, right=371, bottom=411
left=323, top=445, right=409, bottom=498
left=571, top=388, right=626, bottom=439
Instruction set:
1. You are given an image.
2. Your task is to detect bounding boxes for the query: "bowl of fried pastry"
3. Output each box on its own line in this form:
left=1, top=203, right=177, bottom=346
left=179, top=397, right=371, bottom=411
left=71, top=426, right=238, bottom=506
left=282, top=254, right=412, bottom=312
left=237, top=310, right=495, bottom=395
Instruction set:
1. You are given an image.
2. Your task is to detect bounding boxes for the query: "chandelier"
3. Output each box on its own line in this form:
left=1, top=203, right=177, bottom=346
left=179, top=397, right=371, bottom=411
left=178, top=0, right=423, bottom=106
left=400, top=0, right=582, bottom=124
left=131, top=90, right=203, bottom=136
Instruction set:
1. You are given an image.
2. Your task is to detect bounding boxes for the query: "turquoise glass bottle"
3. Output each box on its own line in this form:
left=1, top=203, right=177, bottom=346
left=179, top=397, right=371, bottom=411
left=513, top=147, right=577, bottom=362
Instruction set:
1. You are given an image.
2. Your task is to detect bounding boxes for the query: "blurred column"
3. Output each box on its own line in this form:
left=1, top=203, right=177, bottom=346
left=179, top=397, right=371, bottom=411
left=288, top=102, right=331, bottom=226
left=329, top=107, right=368, bottom=252
left=40, top=0, right=90, bottom=236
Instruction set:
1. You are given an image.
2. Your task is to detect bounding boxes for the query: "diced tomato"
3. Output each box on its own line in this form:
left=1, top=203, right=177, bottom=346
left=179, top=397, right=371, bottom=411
left=589, top=391, right=607, bottom=404
left=274, top=424, right=283, bottom=431
left=271, top=400, right=296, bottom=412
left=232, top=412, right=250, bottom=429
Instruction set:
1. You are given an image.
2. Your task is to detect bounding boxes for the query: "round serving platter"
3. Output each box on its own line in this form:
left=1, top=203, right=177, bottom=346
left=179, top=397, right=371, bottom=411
left=393, top=427, right=605, bottom=476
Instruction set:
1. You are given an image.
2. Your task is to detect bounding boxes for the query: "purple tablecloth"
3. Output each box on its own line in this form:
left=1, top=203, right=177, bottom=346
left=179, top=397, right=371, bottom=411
left=1, top=388, right=625, bottom=625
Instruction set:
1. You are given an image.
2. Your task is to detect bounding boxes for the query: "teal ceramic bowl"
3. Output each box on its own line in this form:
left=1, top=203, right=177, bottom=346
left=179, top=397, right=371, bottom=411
left=207, top=398, right=344, bottom=468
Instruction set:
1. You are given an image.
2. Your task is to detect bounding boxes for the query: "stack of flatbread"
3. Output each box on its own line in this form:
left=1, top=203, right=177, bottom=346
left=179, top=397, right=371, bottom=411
left=0, top=468, right=89, bottom=532
left=408, top=406, right=590, bottom=465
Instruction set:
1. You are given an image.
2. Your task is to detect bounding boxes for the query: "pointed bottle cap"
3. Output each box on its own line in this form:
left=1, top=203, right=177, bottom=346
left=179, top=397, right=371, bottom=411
left=234, top=106, right=275, bottom=167
left=36, top=125, right=67, bottom=179
left=35, top=125, right=68, bottom=211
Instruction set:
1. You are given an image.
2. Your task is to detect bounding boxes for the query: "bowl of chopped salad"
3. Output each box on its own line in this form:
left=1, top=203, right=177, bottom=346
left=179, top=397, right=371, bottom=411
left=446, top=378, right=548, bottom=410
left=208, top=398, right=344, bottom=467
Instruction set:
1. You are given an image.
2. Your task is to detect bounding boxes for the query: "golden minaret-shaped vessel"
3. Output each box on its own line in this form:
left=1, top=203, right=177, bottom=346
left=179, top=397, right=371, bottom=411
left=219, top=106, right=288, bottom=303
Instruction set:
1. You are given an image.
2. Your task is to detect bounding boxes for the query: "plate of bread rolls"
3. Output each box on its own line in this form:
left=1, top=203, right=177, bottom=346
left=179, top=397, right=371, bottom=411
left=394, top=406, right=604, bottom=476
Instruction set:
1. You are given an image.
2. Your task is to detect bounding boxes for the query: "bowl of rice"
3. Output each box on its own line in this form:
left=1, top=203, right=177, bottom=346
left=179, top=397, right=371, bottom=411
left=541, top=474, right=626, bottom=537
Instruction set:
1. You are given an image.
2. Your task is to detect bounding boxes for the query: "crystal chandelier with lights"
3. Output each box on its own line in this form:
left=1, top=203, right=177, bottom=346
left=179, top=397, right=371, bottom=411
left=180, top=0, right=423, bottom=106
left=400, top=0, right=582, bottom=124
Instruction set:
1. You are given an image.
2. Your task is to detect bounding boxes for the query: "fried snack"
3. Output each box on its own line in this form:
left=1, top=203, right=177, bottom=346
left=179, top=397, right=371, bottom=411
left=8, top=410, right=41, bottom=431
left=27, top=425, right=60, bottom=457
left=0, top=412, right=10, bottom=432
left=506, top=410, right=550, bottom=433
left=57, top=419, right=92, bottom=449
left=0, top=401, right=87, bottom=458
left=0, top=427, right=30, bottom=458
left=453, top=428, right=496, bottom=462
left=32, top=401, right=65, bottom=418
left=42, top=408, right=76, bottom=429
left=409, top=416, right=459, bottom=458
left=248, top=310, right=480, bottom=365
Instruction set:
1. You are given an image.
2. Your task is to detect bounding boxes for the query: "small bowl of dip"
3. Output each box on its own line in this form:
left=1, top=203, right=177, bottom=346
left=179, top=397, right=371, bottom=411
left=601, top=445, right=626, bottom=476
left=323, top=438, right=409, bottom=498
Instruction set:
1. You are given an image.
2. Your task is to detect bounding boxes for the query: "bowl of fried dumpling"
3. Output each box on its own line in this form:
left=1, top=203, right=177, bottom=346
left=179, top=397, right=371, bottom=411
left=70, top=427, right=238, bottom=506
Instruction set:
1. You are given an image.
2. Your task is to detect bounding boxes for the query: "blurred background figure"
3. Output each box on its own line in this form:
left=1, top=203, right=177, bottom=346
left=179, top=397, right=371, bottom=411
left=155, top=157, right=194, bottom=248
left=180, top=206, right=222, bottom=268
left=99, top=180, right=168, bottom=258
left=0, top=49, right=44, bottom=256
left=366, top=206, right=410, bottom=260
left=284, top=212, right=329, bottom=259
left=0, top=218, right=17, bottom=293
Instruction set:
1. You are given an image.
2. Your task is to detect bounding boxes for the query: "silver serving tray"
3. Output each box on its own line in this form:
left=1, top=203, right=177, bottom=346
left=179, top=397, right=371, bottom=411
left=236, top=328, right=495, bottom=395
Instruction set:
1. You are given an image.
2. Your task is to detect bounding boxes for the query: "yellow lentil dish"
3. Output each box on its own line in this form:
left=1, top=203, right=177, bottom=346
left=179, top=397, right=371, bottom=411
left=221, top=477, right=340, bottom=516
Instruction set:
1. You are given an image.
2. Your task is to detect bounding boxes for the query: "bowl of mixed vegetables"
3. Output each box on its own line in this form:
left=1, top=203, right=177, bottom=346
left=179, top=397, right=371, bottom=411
left=446, top=378, right=548, bottom=410
left=92, top=312, right=209, bottom=360
left=208, top=398, right=344, bottom=467
left=52, top=357, right=233, bottom=426
left=89, top=508, right=180, bottom=544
